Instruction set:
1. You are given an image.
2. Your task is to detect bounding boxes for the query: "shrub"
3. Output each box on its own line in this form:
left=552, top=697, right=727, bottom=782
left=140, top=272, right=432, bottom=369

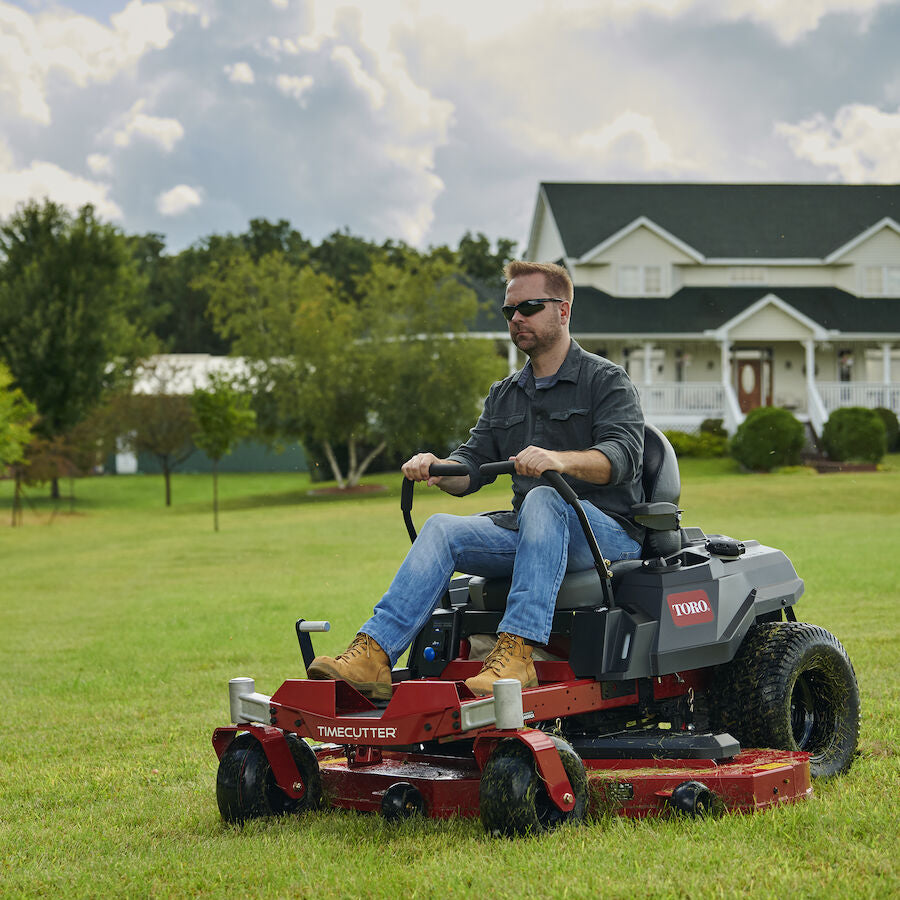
left=730, top=407, right=804, bottom=471
left=822, top=407, right=886, bottom=463
left=873, top=407, right=899, bottom=452
left=700, top=418, right=727, bottom=438
left=664, top=430, right=729, bottom=458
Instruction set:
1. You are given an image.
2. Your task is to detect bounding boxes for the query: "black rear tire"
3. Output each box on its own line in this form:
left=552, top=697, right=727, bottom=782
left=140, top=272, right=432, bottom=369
left=216, top=731, right=322, bottom=823
left=709, top=622, right=859, bottom=778
left=479, top=734, right=588, bottom=837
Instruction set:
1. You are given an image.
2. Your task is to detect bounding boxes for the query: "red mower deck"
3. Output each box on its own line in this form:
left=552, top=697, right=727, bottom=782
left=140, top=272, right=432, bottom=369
left=212, top=673, right=812, bottom=823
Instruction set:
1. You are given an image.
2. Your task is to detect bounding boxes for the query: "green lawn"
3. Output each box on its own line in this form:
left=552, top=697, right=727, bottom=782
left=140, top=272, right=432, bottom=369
left=1, top=462, right=898, bottom=899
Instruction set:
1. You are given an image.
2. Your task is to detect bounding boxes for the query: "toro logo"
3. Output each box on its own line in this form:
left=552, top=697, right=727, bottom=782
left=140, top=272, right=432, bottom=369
left=667, top=590, right=714, bottom=627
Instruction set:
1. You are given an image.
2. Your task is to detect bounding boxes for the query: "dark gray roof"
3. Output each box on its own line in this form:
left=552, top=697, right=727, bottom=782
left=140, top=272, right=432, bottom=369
left=541, top=183, right=900, bottom=260
left=567, top=286, right=900, bottom=336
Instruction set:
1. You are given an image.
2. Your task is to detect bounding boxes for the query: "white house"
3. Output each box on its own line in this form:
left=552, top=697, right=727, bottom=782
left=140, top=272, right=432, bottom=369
left=507, top=183, right=900, bottom=435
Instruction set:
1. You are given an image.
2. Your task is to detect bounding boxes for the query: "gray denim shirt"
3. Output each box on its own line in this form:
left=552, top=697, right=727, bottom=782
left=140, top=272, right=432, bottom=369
left=448, top=340, right=646, bottom=543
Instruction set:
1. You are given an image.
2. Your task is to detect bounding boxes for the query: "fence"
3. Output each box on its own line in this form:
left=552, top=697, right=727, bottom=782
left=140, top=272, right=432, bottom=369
left=817, top=382, right=900, bottom=414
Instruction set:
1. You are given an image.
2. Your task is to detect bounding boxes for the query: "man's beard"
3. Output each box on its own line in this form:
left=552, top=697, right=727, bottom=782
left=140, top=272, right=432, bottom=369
left=511, top=321, right=564, bottom=357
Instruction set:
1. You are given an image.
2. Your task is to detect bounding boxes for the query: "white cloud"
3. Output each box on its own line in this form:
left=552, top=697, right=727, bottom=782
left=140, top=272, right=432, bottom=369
left=111, top=100, right=184, bottom=152
left=708, top=0, right=891, bottom=43
left=224, top=61, right=255, bottom=84
left=275, top=74, right=314, bottom=104
left=0, top=156, right=122, bottom=220
left=87, top=153, right=113, bottom=175
left=156, top=183, right=202, bottom=216
left=330, top=45, right=386, bottom=110
left=574, top=111, right=698, bottom=174
left=777, top=103, right=900, bottom=181
left=297, top=0, right=895, bottom=51
left=0, top=1, right=174, bottom=125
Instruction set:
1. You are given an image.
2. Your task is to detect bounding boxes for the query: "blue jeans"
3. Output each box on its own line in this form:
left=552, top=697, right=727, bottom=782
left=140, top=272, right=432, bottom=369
left=361, top=485, right=642, bottom=665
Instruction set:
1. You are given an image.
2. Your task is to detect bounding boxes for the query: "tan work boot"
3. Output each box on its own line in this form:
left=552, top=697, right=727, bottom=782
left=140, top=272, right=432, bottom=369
left=307, top=633, right=393, bottom=700
left=464, top=632, right=538, bottom=697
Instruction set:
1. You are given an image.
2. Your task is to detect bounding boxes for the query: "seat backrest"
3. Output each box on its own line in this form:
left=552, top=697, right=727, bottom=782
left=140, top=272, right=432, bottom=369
left=640, top=424, right=682, bottom=557
left=641, top=423, right=680, bottom=506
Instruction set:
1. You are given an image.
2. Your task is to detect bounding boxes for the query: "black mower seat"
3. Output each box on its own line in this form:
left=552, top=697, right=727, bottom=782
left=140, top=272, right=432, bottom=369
left=467, top=562, right=644, bottom=611
left=466, top=424, right=680, bottom=612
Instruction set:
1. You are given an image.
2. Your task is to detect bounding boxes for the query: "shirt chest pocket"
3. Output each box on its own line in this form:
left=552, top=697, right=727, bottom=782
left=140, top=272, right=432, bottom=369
left=546, top=407, right=591, bottom=449
left=488, top=412, right=527, bottom=455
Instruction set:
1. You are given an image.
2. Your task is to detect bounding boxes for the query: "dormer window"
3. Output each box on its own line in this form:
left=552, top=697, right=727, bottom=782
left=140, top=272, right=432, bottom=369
left=863, top=265, right=900, bottom=296
left=618, top=265, right=663, bottom=296
left=730, top=266, right=767, bottom=284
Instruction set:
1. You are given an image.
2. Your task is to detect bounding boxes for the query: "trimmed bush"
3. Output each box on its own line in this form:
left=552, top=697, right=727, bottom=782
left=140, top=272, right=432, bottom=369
left=822, top=407, right=886, bottom=463
left=700, top=418, right=727, bottom=438
left=873, top=406, right=899, bottom=452
left=730, top=407, right=805, bottom=471
left=664, top=430, right=729, bottom=458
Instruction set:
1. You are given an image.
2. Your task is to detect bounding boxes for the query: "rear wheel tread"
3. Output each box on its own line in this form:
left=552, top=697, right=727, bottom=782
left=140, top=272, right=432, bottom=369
left=709, top=621, right=859, bottom=778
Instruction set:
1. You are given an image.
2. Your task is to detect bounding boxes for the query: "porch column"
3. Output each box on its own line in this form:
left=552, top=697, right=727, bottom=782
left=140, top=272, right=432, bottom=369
left=507, top=340, right=518, bottom=376
left=804, top=340, right=816, bottom=388
left=882, top=342, right=893, bottom=384
left=643, top=342, right=653, bottom=386
left=720, top=340, right=731, bottom=387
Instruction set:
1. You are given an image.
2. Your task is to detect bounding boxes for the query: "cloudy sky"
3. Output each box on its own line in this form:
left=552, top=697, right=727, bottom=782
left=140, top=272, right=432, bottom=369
left=2, top=0, right=900, bottom=254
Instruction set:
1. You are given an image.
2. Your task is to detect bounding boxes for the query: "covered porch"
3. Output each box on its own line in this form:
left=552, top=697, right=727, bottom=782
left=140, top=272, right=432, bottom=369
left=584, top=326, right=899, bottom=437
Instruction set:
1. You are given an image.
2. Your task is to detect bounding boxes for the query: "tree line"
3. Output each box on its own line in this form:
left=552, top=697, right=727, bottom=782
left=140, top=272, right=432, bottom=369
left=0, top=199, right=515, bottom=523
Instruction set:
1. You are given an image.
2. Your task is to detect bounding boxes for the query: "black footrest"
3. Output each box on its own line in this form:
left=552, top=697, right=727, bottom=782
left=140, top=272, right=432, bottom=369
left=569, top=731, right=740, bottom=760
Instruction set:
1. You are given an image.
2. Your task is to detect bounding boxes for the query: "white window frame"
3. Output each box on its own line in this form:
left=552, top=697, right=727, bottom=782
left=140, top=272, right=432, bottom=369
left=861, top=265, right=900, bottom=296
left=729, top=266, right=767, bottom=284
left=617, top=264, right=664, bottom=296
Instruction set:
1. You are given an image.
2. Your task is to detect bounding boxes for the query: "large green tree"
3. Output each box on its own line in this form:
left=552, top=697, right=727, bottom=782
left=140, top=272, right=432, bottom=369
left=455, top=231, right=517, bottom=292
left=1, top=361, right=36, bottom=524
left=0, top=200, right=152, bottom=496
left=202, top=252, right=503, bottom=487
left=0, top=361, right=35, bottom=472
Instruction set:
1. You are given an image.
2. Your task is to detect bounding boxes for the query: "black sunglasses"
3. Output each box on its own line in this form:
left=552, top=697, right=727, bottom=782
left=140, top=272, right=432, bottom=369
left=500, top=298, right=565, bottom=321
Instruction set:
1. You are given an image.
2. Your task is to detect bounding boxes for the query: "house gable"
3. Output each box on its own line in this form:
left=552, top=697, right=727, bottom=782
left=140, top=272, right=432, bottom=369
left=578, top=216, right=703, bottom=265
left=824, top=217, right=900, bottom=263
left=526, top=186, right=566, bottom=263
left=708, top=293, right=831, bottom=342
left=573, top=219, right=700, bottom=296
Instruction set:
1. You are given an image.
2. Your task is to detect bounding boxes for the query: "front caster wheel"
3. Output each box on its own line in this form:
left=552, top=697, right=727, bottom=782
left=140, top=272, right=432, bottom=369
left=216, top=731, right=322, bottom=823
left=668, top=780, right=717, bottom=817
left=381, top=782, right=425, bottom=821
left=479, top=735, right=588, bottom=837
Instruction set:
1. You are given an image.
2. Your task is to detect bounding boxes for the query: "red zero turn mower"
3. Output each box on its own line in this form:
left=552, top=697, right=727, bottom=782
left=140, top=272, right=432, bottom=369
left=212, top=426, right=860, bottom=836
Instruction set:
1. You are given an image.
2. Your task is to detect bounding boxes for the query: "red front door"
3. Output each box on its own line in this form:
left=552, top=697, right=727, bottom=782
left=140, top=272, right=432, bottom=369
left=738, top=359, right=762, bottom=413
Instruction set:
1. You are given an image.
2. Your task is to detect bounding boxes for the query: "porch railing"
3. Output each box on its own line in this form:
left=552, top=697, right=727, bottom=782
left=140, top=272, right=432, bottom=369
left=817, top=382, right=900, bottom=414
left=635, top=382, right=725, bottom=417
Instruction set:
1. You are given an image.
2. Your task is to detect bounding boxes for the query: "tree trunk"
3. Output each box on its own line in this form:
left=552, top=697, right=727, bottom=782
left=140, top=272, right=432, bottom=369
left=12, top=475, right=22, bottom=527
left=50, top=477, right=60, bottom=501
left=164, top=466, right=172, bottom=507
left=346, top=438, right=387, bottom=487
left=322, top=441, right=346, bottom=488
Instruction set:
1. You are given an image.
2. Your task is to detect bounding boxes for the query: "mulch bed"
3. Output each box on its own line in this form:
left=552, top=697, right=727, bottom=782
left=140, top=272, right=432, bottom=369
left=810, top=460, right=878, bottom=474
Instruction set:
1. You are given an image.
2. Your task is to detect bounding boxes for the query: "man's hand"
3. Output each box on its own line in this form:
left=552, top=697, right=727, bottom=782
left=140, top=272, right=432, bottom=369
left=401, top=452, right=470, bottom=494
left=511, top=446, right=612, bottom=485
left=511, top=446, right=565, bottom=478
